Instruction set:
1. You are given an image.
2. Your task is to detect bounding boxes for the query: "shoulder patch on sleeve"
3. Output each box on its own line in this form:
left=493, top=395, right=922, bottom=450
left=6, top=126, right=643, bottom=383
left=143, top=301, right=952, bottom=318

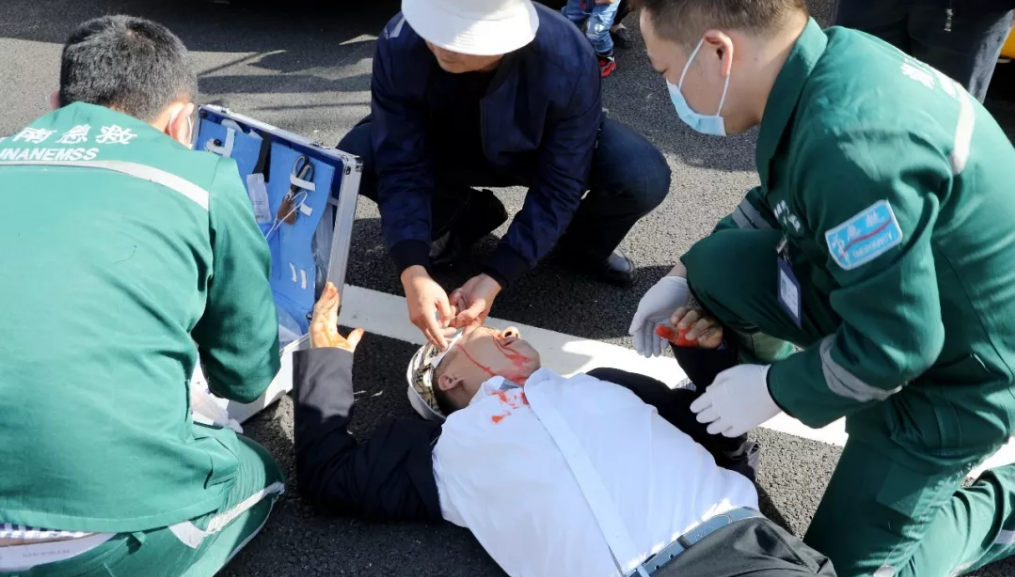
left=824, top=200, right=904, bottom=270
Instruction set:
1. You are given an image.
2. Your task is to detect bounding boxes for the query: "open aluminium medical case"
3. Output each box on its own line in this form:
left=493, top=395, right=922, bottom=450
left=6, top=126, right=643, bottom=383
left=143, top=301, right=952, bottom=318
left=189, top=105, right=361, bottom=426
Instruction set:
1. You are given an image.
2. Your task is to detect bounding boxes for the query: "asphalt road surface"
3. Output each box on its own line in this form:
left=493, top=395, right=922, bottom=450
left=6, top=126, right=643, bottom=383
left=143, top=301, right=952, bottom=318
left=3, top=1, right=1015, bottom=576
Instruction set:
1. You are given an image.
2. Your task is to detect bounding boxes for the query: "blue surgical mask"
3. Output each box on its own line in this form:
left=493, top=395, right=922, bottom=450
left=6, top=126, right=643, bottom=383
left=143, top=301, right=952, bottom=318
left=667, top=38, right=731, bottom=136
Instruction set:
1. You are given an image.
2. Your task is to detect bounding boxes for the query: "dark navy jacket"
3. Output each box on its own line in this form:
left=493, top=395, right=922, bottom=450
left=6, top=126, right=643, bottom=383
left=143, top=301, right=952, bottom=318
left=371, top=4, right=603, bottom=287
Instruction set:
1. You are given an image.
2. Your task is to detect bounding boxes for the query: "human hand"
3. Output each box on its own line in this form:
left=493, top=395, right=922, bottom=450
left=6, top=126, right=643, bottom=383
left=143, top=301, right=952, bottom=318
left=655, top=325, right=695, bottom=347
left=310, top=282, right=364, bottom=351
left=689, top=364, right=782, bottom=437
left=449, top=274, right=502, bottom=330
left=401, top=266, right=457, bottom=350
left=595, top=0, right=619, bottom=4
left=629, top=275, right=692, bottom=357
left=666, top=307, right=724, bottom=349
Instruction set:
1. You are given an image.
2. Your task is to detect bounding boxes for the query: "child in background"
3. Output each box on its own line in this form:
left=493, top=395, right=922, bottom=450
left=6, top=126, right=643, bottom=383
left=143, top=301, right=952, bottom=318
left=562, top=0, right=623, bottom=77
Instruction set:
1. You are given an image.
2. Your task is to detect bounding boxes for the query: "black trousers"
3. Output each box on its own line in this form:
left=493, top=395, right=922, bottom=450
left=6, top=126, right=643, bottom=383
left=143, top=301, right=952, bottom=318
left=338, top=116, right=671, bottom=259
left=653, top=517, right=838, bottom=577
left=615, top=0, right=633, bottom=27
left=832, top=0, right=1014, bottom=102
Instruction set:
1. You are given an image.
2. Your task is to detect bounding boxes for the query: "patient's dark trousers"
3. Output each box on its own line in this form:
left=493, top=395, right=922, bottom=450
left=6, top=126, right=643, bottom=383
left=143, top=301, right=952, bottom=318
left=651, top=517, right=837, bottom=577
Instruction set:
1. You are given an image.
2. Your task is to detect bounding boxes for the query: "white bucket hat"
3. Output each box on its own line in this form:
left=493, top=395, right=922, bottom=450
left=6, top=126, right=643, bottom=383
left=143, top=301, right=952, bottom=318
left=402, top=0, right=539, bottom=57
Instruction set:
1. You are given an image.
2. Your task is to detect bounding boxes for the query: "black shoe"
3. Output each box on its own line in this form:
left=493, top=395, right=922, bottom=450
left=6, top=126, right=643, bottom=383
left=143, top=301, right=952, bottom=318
left=716, top=438, right=762, bottom=483
left=570, top=248, right=635, bottom=285
left=611, top=27, right=633, bottom=49
left=430, top=190, right=508, bottom=268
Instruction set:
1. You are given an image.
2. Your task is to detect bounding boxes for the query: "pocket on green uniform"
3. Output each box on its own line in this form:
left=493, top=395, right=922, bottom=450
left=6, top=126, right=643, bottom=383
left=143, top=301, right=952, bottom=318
left=737, top=332, right=796, bottom=364
left=10, top=535, right=133, bottom=577
left=875, top=460, right=965, bottom=521
left=924, top=353, right=995, bottom=385
left=917, top=353, right=1011, bottom=455
left=191, top=424, right=240, bottom=490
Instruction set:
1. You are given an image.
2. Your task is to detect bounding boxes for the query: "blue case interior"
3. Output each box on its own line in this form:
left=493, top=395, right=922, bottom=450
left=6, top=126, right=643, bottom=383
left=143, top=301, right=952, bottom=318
left=194, top=110, right=343, bottom=336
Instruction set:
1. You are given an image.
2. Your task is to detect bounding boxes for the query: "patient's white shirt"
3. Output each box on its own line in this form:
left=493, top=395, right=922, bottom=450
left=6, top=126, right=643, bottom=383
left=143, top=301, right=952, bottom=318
left=432, top=368, right=759, bottom=577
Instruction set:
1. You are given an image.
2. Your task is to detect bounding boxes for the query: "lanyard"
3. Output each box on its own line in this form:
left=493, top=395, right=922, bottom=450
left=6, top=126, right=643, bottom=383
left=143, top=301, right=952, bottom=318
left=525, top=382, right=650, bottom=577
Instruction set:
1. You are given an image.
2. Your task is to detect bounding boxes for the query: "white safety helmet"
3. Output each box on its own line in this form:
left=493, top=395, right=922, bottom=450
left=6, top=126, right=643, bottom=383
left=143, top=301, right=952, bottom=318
left=405, top=331, right=465, bottom=423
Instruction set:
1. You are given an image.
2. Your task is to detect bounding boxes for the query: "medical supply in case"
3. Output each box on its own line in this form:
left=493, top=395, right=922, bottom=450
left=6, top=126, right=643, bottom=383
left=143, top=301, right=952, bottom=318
left=190, top=106, right=361, bottom=425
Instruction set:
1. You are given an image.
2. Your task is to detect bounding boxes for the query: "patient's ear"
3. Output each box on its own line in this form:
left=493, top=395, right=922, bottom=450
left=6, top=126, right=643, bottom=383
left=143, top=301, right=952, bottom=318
left=437, top=372, right=463, bottom=392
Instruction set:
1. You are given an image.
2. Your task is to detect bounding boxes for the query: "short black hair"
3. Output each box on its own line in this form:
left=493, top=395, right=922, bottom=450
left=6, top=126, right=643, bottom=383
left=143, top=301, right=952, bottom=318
left=635, top=0, right=808, bottom=47
left=432, top=349, right=463, bottom=416
left=59, top=15, right=198, bottom=122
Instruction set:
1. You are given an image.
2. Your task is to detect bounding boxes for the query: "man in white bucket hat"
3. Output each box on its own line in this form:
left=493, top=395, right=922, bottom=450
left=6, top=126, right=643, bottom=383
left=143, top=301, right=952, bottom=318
left=291, top=284, right=838, bottom=577
left=338, top=0, right=672, bottom=353
left=402, top=0, right=539, bottom=58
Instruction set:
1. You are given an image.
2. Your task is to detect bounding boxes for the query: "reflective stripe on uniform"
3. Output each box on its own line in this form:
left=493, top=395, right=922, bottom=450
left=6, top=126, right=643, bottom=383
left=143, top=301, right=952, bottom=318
left=0, top=159, right=210, bottom=210
left=0, top=532, right=114, bottom=572
left=168, top=481, right=284, bottom=549
left=731, top=199, right=772, bottom=230
left=950, top=83, right=975, bottom=175
left=948, top=562, right=974, bottom=577
left=0, top=523, right=91, bottom=540
left=996, top=529, right=1015, bottom=546
left=819, top=336, right=901, bottom=402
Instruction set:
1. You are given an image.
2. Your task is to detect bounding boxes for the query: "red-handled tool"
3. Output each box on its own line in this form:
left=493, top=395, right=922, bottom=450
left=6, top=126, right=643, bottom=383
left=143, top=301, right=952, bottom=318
left=656, top=325, right=696, bottom=347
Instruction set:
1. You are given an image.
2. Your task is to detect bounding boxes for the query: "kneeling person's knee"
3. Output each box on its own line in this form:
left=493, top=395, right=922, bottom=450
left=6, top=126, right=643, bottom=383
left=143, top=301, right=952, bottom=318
left=598, top=122, right=672, bottom=212
left=622, top=142, right=671, bottom=212
left=681, top=229, right=781, bottom=310
left=337, top=121, right=374, bottom=164
left=681, top=233, right=735, bottom=306
left=639, top=146, right=672, bottom=210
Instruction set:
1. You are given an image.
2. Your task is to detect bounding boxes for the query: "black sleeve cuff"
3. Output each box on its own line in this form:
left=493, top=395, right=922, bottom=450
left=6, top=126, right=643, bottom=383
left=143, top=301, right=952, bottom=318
left=483, top=243, right=530, bottom=288
left=293, top=348, right=356, bottom=420
left=390, top=240, right=431, bottom=274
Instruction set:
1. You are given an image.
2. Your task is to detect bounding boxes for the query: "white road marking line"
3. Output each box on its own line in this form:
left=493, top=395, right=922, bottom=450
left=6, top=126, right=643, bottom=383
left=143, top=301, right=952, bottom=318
left=339, top=285, right=1015, bottom=479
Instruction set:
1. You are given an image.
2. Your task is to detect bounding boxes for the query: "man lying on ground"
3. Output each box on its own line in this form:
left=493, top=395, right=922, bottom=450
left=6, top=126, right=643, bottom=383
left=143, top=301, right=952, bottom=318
left=292, top=283, right=837, bottom=577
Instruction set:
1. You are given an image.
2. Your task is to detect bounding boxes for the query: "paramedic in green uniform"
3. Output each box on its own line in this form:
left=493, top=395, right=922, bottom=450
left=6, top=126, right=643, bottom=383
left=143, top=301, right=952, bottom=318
left=0, top=16, right=284, bottom=576
left=630, top=0, right=1015, bottom=575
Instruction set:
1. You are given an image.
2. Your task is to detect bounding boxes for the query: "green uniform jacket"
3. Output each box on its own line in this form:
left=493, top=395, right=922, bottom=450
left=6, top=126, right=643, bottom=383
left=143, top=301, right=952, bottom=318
left=702, top=21, right=1015, bottom=457
left=0, top=103, right=280, bottom=532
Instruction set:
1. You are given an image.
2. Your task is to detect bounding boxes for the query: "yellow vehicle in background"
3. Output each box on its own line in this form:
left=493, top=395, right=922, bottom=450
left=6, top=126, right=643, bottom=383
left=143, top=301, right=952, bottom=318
left=1004, top=29, right=1015, bottom=60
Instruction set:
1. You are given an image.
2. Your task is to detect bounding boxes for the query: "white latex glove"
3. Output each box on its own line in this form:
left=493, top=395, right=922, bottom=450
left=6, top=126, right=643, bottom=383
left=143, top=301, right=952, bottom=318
left=629, top=275, right=691, bottom=357
left=689, top=364, right=782, bottom=437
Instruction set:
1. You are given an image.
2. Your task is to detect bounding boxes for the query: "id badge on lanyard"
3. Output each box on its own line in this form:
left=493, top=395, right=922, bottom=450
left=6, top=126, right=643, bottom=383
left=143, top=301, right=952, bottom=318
left=776, top=236, right=802, bottom=328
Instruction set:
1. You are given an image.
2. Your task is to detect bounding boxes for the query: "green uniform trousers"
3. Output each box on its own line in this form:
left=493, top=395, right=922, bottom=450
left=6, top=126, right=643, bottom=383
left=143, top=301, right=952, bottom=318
left=2, top=429, right=284, bottom=577
left=683, top=228, right=1015, bottom=577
